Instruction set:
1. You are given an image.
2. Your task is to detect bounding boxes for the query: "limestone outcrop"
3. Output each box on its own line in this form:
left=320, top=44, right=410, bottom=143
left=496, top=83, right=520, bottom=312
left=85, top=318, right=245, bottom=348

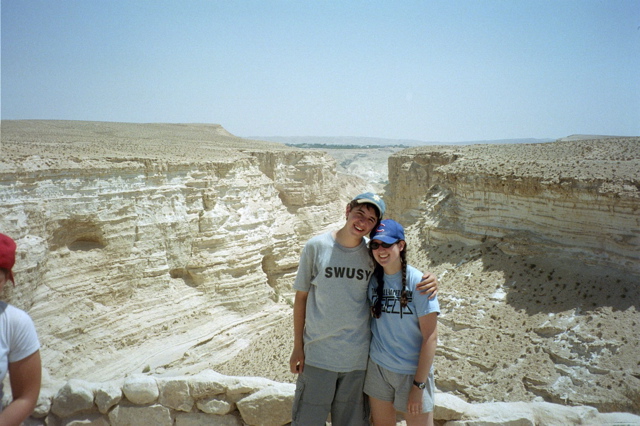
left=9, top=371, right=640, bottom=425
left=2, top=122, right=639, bottom=420
left=1, top=120, right=355, bottom=387
left=386, top=138, right=640, bottom=274
left=385, top=138, right=640, bottom=414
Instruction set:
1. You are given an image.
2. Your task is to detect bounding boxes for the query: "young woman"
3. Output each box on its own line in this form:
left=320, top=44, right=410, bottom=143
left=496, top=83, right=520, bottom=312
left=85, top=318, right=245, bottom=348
left=0, top=233, right=41, bottom=426
left=364, top=220, right=439, bottom=426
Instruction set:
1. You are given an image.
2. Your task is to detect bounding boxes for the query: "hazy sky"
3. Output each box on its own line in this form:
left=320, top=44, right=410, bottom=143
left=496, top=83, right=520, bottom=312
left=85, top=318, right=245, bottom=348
left=2, top=1, right=639, bottom=142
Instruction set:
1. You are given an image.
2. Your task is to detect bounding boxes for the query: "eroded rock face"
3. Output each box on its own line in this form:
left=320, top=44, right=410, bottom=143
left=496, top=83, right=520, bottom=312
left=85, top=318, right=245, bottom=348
left=0, top=120, right=353, bottom=387
left=387, top=138, right=640, bottom=274
left=386, top=138, right=640, bottom=414
left=2, top=122, right=639, bottom=416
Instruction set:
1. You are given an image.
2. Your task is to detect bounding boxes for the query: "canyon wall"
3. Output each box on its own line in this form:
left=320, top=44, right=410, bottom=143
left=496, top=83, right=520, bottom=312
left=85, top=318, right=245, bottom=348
left=389, top=138, right=640, bottom=274
left=0, top=120, right=360, bottom=389
left=2, top=122, right=639, bottom=419
left=386, top=138, right=639, bottom=274
left=385, top=138, right=640, bottom=414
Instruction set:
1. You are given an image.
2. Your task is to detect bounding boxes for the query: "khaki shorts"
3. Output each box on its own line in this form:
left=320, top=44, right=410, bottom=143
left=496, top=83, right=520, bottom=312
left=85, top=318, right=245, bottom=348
left=363, top=358, right=434, bottom=413
left=292, top=364, right=369, bottom=426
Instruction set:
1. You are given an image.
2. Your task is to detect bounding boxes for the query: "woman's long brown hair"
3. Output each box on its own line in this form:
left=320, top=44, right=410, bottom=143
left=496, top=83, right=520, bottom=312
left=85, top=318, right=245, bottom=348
left=369, top=243, right=407, bottom=319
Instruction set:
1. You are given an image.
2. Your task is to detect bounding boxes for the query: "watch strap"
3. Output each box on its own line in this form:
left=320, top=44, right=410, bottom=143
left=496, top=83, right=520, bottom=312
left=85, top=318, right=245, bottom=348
left=413, top=379, right=426, bottom=389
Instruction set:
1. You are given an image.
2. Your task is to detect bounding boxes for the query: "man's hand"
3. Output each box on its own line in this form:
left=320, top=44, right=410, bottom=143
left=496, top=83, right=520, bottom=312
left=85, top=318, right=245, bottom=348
left=416, top=272, right=438, bottom=299
left=289, top=347, right=305, bottom=374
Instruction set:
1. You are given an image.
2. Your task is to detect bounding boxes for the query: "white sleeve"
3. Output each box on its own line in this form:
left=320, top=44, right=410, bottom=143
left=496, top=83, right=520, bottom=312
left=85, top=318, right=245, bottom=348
left=8, top=307, right=40, bottom=363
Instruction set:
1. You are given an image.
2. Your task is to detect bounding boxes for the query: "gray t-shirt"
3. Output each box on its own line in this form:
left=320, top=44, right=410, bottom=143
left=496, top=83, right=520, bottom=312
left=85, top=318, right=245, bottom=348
left=294, top=231, right=374, bottom=372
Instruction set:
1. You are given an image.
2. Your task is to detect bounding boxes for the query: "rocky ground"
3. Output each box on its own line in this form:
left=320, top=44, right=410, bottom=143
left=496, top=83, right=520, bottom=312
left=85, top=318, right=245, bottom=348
left=216, top=139, right=640, bottom=415
left=1, top=120, right=294, bottom=165
left=3, top=121, right=638, bottom=418
left=400, top=138, right=639, bottom=199
left=214, top=236, right=640, bottom=414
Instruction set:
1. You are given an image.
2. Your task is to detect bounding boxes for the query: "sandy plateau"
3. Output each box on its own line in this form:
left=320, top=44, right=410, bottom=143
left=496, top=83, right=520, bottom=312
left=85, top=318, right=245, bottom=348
left=1, top=121, right=639, bottom=419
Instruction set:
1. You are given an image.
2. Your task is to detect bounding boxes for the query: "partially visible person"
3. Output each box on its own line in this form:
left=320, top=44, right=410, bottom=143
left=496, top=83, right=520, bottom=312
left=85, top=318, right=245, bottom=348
left=0, top=233, right=41, bottom=426
left=289, top=193, right=439, bottom=426
left=364, top=220, right=439, bottom=426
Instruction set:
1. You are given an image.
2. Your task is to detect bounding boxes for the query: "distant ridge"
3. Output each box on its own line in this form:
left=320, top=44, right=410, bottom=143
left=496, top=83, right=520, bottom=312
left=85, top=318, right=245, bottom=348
left=249, top=136, right=432, bottom=147
left=558, top=134, right=634, bottom=141
left=250, top=135, right=554, bottom=147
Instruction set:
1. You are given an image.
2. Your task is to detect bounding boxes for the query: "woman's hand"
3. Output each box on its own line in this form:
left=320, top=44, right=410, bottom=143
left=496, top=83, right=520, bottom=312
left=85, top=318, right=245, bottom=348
left=406, top=385, right=423, bottom=415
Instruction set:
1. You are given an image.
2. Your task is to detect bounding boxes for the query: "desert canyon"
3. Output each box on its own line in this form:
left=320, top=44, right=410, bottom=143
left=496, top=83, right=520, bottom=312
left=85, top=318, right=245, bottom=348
left=1, top=120, right=639, bottom=425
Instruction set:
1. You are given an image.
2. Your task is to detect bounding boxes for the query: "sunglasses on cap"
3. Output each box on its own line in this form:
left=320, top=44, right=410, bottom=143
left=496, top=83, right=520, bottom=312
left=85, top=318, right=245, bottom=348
left=369, top=241, right=398, bottom=250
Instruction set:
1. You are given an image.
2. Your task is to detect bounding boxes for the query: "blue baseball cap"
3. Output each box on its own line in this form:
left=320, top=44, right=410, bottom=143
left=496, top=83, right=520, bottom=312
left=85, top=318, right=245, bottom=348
left=371, top=219, right=404, bottom=244
left=352, top=192, right=385, bottom=217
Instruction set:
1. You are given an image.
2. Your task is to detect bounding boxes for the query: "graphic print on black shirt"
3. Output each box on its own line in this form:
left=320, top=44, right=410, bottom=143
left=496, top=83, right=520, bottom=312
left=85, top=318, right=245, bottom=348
left=372, top=288, right=413, bottom=318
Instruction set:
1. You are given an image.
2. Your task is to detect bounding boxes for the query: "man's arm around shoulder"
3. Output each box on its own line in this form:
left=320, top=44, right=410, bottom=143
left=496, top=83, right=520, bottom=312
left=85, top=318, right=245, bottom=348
left=416, top=271, right=439, bottom=299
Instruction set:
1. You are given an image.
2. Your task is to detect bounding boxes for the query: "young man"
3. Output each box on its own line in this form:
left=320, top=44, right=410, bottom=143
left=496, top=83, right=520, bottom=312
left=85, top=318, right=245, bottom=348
left=289, top=193, right=438, bottom=425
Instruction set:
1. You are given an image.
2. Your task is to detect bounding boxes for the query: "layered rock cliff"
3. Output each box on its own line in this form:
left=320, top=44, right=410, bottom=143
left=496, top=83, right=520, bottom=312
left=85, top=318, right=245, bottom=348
left=0, top=120, right=360, bottom=387
left=385, top=138, right=640, bottom=414
left=2, top=122, right=639, bottom=419
left=387, top=138, right=639, bottom=273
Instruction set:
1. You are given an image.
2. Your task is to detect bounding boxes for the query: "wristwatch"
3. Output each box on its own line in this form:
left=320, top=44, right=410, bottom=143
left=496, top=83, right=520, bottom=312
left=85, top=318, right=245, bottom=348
left=413, top=380, right=426, bottom=390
